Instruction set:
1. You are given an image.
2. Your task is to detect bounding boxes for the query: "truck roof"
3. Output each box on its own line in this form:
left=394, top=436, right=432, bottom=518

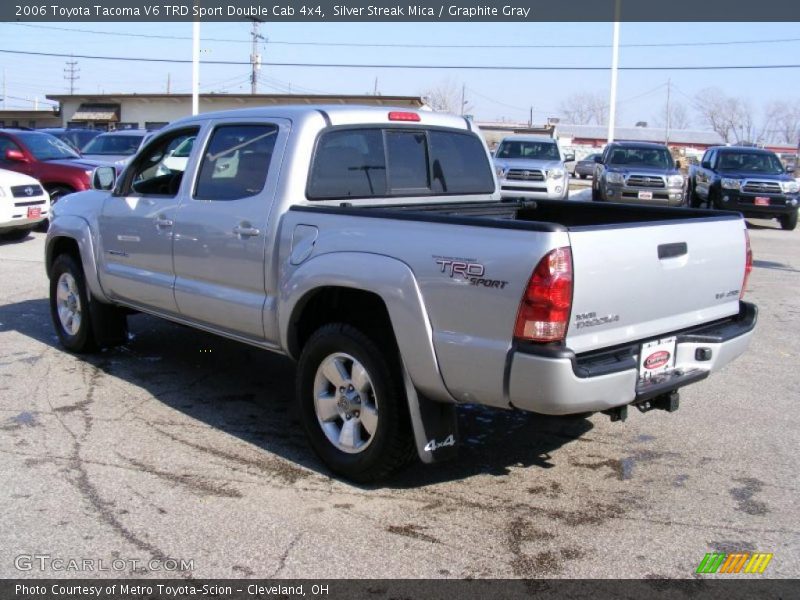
left=608, top=140, right=669, bottom=149
left=711, top=146, right=777, bottom=155
left=167, top=104, right=472, bottom=131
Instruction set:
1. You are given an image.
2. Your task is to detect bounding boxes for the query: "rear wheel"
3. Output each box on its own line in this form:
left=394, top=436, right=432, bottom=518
left=297, top=323, right=414, bottom=482
left=780, top=210, right=798, bottom=231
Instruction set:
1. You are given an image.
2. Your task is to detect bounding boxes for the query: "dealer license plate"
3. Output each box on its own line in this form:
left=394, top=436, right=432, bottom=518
left=754, top=197, right=770, bottom=206
left=638, top=191, right=653, bottom=200
left=639, top=337, right=676, bottom=381
left=27, top=207, right=41, bottom=219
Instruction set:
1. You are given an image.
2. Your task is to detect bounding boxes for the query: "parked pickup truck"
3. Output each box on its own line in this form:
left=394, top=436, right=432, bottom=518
left=592, top=141, right=686, bottom=206
left=688, top=145, right=799, bottom=231
left=45, top=106, right=756, bottom=482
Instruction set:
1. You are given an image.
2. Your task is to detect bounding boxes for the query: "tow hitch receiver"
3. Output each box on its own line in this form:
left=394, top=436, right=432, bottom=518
left=636, top=390, right=680, bottom=414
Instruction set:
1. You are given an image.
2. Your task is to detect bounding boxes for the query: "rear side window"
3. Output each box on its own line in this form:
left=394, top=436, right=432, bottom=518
left=307, top=127, right=494, bottom=200
left=194, top=124, right=277, bottom=201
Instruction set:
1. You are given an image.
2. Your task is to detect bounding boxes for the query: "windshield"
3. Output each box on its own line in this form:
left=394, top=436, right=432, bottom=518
left=717, top=152, right=784, bottom=174
left=496, top=141, right=560, bottom=161
left=82, top=133, right=144, bottom=156
left=16, top=132, right=80, bottom=160
left=608, top=147, right=673, bottom=169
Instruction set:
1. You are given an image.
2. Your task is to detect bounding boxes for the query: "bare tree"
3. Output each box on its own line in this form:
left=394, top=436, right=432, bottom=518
left=652, top=102, right=691, bottom=130
left=763, top=101, right=800, bottom=145
left=559, top=92, right=609, bottom=125
left=420, top=79, right=472, bottom=115
left=693, top=88, right=762, bottom=144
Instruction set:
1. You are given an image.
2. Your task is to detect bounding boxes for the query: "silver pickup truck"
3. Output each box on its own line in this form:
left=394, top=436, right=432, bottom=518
left=45, top=106, right=756, bottom=482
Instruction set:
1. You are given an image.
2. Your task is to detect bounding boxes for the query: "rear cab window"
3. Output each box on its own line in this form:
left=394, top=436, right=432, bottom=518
left=306, top=127, right=494, bottom=200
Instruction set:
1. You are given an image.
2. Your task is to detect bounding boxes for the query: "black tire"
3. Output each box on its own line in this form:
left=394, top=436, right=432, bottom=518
left=297, top=323, right=415, bottom=483
left=780, top=210, right=798, bottom=231
left=49, top=254, right=128, bottom=353
left=1, top=228, right=32, bottom=241
left=591, top=181, right=602, bottom=201
left=687, top=181, right=701, bottom=208
left=46, top=185, right=74, bottom=205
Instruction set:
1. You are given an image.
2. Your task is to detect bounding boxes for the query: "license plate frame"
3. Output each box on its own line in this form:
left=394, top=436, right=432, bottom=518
left=639, top=337, right=677, bottom=381
left=754, top=197, right=771, bottom=206
left=637, top=190, right=654, bottom=200
left=27, top=207, right=41, bottom=219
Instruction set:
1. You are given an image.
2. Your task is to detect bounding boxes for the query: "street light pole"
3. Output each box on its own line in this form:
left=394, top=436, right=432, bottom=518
left=192, top=17, right=200, bottom=115
left=607, top=0, right=621, bottom=144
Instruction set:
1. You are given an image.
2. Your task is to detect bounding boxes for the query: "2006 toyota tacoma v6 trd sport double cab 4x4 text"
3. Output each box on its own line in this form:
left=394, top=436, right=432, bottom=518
left=45, top=106, right=756, bottom=482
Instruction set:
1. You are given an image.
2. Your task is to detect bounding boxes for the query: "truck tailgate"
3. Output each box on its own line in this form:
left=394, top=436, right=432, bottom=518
left=566, top=217, right=747, bottom=354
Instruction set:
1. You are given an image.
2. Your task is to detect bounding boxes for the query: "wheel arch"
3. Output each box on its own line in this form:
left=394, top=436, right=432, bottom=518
left=45, top=216, right=109, bottom=302
left=280, top=252, right=454, bottom=405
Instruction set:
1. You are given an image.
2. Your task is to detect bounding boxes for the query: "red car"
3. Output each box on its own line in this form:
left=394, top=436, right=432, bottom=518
left=0, top=129, right=106, bottom=203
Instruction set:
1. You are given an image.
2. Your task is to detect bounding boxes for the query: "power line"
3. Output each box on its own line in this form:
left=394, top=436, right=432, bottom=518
left=7, top=23, right=800, bottom=50
left=2, top=48, right=800, bottom=71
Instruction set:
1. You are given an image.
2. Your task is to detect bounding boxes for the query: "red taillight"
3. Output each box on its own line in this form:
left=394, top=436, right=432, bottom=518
left=388, top=111, right=421, bottom=122
left=741, top=229, right=753, bottom=299
left=514, top=247, right=573, bottom=343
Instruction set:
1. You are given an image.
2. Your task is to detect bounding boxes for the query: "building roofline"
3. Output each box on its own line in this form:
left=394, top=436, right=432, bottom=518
left=45, top=93, right=425, bottom=103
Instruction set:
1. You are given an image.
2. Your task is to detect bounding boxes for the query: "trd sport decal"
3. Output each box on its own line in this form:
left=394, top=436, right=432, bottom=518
left=433, top=256, right=509, bottom=290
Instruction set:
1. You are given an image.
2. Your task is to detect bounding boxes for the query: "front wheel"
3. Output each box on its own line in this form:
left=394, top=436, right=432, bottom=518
left=297, top=323, right=414, bottom=483
left=49, top=254, right=128, bottom=352
left=780, top=210, right=798, bottom=231
left=1, top=228, right=32, bottom=241
left=50, top=254, right=97, bottom=352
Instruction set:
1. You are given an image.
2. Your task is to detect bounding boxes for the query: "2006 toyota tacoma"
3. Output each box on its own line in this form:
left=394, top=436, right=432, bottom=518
left=45, top=106, right=757, bottom=482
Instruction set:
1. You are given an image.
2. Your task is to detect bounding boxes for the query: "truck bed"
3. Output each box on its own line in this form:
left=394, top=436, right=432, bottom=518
left=292, top=198, right=741, bottom=231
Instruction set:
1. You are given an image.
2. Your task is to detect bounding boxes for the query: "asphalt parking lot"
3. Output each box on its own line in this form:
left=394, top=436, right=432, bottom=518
left=1, top=221, right=798, bottom=579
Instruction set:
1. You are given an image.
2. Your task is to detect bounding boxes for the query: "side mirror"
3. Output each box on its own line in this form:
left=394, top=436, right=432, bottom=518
left=593, top=155, right=603, bottom=163
left=4, top=148, right=27, bottom=162
left=563, top=152, right=575, bottom=162
left=701, top=160, right=711, bottom=169
left=786, top=165, right=796, bottom=174
left=675, top=159, right=682, bottom=169
left=91, top=166, right=117, bottom=191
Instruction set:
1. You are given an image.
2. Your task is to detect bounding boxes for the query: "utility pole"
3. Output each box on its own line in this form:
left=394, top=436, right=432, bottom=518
left=607, top=0, right=621, bottom=143
left=166, top=73, right=171, bottom=94
left=373, top=77, right=378, bottom=95
left=249, top=20, right=264, bottom=94
left=460, top=84, right=466, bottom=116
left=529, top=106, right=533, bottom=127
left=2, top=70, right=6, bottom=110
left=64, top=59, right=79, bottom=95
left=665, top=78, right=671, bottom=145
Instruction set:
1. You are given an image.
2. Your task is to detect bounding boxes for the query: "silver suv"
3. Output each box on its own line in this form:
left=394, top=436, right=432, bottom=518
left=494, top=135, right=572, bottom=200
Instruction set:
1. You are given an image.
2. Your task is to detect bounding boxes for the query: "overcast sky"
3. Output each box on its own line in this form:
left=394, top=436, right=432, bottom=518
left=1, top=20, right=798, bottom=130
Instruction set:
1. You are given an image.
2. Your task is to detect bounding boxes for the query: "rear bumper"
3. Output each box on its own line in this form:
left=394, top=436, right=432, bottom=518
left=507, top=302, right=757, bottom=415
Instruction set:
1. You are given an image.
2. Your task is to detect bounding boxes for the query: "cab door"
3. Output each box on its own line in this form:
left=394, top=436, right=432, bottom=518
left=171, top=118, right=289, bottom=341
left=97, top=126, right=201, bottom=314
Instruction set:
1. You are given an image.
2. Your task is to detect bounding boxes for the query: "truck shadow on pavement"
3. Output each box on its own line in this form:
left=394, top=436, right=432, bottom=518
left=0, top=297, right=593, bottom=488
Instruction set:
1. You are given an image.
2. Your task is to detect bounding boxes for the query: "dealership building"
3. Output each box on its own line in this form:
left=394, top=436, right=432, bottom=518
left=43, top=93, right=427, bottom=130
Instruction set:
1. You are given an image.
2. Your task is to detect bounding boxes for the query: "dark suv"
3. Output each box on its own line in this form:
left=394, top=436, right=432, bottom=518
left=0, top=129, right=105, bottom=203
left=592, top=141, right=686, bottom=206
left=688, top=146, right=798, bottom=231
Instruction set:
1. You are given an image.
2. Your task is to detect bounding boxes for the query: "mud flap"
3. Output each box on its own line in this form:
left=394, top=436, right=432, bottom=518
left=402, top=363, right=459, bottom=464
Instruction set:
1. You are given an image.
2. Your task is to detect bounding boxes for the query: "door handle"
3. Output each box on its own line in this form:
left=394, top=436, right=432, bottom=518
left=233, top=224, right=261, bottom=238
left=155, top=216, right=173, bottom=228
left=658, top=242, right=687, bottom=260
